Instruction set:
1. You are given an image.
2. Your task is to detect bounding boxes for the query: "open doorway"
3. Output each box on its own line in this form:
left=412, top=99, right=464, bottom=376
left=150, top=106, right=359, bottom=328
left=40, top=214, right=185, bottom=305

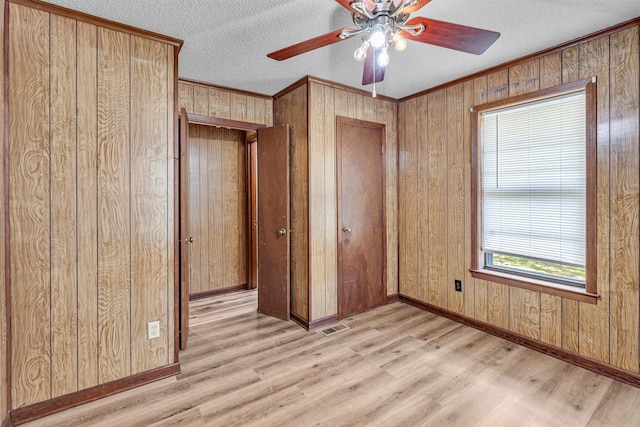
left=178, top=110, right=291, bottom=350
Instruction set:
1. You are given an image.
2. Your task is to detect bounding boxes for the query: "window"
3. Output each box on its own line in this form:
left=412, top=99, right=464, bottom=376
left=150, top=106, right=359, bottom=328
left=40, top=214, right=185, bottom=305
left=471, top=78, right=597, bottom=303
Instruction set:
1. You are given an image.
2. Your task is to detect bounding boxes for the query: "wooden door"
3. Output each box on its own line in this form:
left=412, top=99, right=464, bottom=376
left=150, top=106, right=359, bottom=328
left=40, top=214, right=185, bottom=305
left=337, top=117, right=385, bottom=319
left=257, top=125, right=291, bottom=320
left=179, top=109, right=191, bottom=349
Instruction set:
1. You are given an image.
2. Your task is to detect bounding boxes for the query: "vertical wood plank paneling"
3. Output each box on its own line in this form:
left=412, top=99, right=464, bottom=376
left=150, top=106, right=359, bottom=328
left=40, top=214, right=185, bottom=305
left=578, top=36, right=611, bottom=363
left=9, top=4, right=51, bottom=407
left=188, top=125, right=202, bottom=294
left=208, top=88, right=225, bottom=119
left=130, top=36, right=169, bottom=373
left=97, top=27, right=131, bottom=383
left=381, top=100, right=398, bottom=296
left=231, top=93, right=247, bottom=122
left=509, top=288, right=540, bottom=340
left=310, top=83, right=327, bottom=320
left=193, top=86, right=208, bottom=116
left=609, top=26, right=639, bottom=372
left=207, top=127, right=224, bottom=291
left=265, top=98, right=274, bottom=127
left=347, top=91, right=357, bottom=118
left=462, top=80, right=475, bottom=317
left=277, top=85, right=309, bottom=320
left=187, top=125, right=248, bottom=296
left=9, top=2, right=178, bottom=408
left=398, top=101, right=407, bottom=297
left=446, top=84, right=465, bottom=314
left=562, top=299, right=580, bottom=353
left=562, top=46, right=580, bottom=83
left=223, top=129, right=240, bottom=287
left=324, top=87, right=337, bottom=316
left=508, top=59, right=540, bottom=96
left=198, top=127, right=210, bottom=290
left=282, top=81, right=399, bottom=321
left=0, top=0, right=6, bottom=415
left=427, top=89, right=447, bottom=308
left=330, top=87, right=348, bottom=319
left=215, top=88, right=232, bottom=120
left=363, top=95, right=375, bottom=122
left=294, top=85, right=309, bottom=319
left=487, top=282, right=509, bottom=330
left=256, top=98, right=268, bottom=127
left=245, top=96, right=256, bottom=124
left=473, top=76, right=488, bottom=106
left=475, top=280, right=488, bottom=323
left=403, top=98, right=418, bottom=300
left=165, top=46, right=175, bottom=360
left=76, top=20, right=99, bottom=391
left=539, top=52, right=562, bottom=89
left=540, top=294, right=562, bottom=347
left=486, top=69, right=509, bottom=102
left=50, top=13, right=78, bottom=398
left=416, top=96, right=429, bottom=303
left=178, top=82, right=193, bottom=112
left=237, top=132, right=247, bottom=286
left=396, top=24, right=640, bottom=380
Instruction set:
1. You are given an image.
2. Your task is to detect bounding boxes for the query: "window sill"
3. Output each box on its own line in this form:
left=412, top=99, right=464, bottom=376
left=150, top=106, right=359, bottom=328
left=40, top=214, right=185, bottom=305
left=470, top=268, right=599, bottom=304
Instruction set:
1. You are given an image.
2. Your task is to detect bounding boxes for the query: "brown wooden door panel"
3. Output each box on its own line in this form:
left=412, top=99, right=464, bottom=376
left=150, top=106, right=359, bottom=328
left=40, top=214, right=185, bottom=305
left=179, top=109, right=190, bottom=349
left=338, top=117, right=385, bottom=318
left=257, top=125, right=291, bottom=320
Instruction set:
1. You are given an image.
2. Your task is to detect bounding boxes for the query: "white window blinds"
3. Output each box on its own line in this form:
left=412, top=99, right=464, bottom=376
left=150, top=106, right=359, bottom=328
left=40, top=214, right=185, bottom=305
left=481, top=92, right=586, bottom=268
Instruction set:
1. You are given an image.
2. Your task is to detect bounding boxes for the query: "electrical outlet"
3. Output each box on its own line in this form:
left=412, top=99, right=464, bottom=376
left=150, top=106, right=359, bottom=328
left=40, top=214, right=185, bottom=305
left=454, top=280, right=462, bottom=292
left=148, top=321, right=160, bottom=339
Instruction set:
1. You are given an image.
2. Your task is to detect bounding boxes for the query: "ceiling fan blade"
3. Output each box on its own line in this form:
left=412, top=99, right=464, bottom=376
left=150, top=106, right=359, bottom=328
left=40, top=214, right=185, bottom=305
left=335, top=0, right=375, bottom=12
left=362, top=48, right=385, bottom=85
left=404, top=0, right=432, bottom=13
left=267, top=27, right=357, bottom=61
left=405, top=17, right=500, bottom=55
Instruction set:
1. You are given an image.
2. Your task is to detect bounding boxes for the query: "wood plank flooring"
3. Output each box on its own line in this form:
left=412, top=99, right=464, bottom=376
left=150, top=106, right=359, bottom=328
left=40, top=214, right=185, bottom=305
left=24, top=290, right=640, bottom=426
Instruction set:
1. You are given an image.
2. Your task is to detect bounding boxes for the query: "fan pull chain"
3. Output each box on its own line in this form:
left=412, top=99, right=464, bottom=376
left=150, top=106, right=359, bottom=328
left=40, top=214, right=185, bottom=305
left=372, top=49, right=377, bottom=98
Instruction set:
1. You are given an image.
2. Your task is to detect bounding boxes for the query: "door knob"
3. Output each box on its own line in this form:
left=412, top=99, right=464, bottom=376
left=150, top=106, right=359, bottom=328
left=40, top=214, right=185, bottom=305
left=278, top=228, right=287, bottom=236
left=187, top=236, right=194, bottom=243
left=342, top=226, right=351, bottom=234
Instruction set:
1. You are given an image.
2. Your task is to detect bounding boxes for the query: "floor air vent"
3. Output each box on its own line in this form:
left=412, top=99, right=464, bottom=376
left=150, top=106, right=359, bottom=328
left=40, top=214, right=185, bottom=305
left=320, top=324, right=349, bottom=336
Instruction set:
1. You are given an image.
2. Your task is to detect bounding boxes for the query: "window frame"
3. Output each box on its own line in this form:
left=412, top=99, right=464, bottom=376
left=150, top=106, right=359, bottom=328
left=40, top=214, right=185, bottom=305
left=470, top=78, right=598, bottom=304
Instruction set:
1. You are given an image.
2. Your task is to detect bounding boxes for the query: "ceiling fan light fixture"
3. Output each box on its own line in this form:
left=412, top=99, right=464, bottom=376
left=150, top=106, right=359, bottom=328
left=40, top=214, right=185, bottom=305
left=370, top=24, right=386, bottom=49
left=354, top=40, right=370, bottom=61
left=377, top=48, right=390, bottom=67
left=392, top=31, right=407, bottom=51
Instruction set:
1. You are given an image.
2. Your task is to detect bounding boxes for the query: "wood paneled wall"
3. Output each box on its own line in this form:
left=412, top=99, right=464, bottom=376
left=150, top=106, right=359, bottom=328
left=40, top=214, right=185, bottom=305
left=177, top=80, right=272, bottom=298
left=0, top=0, right=6, bottom=419
left=178, top=80, right=273, bottom=126
left=188, top=125, right=247, bottom=295
left=274, top=79, right=398, bottom=323
left=308, top=80, right=398, bottom=322
left=398, top=26, right=639, bottom=374
left=274, top=84, right=309, bottom=321
left=6, top=2, right=177, bottom=408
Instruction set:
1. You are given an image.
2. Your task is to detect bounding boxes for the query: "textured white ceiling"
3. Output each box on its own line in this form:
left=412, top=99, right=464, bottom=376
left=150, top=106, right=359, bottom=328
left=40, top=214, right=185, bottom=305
left=43, top=0, right=640, bottom=99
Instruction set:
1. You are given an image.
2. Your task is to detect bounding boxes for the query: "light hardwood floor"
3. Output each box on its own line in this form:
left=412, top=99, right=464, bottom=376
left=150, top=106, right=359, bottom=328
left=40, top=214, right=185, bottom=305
left=24, top=290, right=640, bottom=426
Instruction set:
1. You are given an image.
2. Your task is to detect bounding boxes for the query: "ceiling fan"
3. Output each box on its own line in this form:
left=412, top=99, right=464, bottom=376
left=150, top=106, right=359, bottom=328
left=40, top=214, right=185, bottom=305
left=267, top=0, right=500, bottom=91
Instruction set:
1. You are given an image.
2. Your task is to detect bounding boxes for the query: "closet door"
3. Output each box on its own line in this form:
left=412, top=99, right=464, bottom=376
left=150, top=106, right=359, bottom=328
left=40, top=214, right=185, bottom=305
left=257, top=125, right=291, bottom=320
